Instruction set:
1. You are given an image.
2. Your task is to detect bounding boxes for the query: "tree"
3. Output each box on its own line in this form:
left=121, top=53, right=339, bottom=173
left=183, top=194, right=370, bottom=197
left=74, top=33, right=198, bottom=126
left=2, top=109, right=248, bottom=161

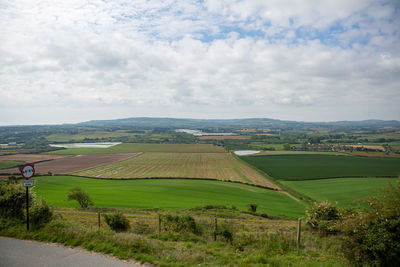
left=67, top=187, right=93, bottom=208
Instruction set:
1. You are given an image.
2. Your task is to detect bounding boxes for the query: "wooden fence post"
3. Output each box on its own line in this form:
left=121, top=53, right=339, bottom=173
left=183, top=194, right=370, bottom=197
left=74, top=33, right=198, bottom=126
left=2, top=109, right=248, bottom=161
left=214, top=217, right=218, bottom=241
left=158, top=214, right=161, bottom=234
left=98, top=211, right=101, bottom=229
left=297, top=218, right=301, bottom=247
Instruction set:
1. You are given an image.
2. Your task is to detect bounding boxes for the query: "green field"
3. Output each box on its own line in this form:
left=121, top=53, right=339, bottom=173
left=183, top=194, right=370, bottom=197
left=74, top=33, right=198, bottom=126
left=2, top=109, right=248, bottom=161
left=33, top=176, right=304, bottom=218
left=74, top=152, right=277, bottom=188
left=241, top=154, right=400, bottom=180
left=0, top=160, right=25, bottom=170
left=282, top=178, right=399, bottom=207
left=47, top=143, right=226, bottom=154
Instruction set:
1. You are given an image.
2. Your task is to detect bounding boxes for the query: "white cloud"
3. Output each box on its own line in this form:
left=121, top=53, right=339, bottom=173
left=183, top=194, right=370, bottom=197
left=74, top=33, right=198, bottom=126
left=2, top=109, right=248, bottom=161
left=0, top=0, right=399, bottom=125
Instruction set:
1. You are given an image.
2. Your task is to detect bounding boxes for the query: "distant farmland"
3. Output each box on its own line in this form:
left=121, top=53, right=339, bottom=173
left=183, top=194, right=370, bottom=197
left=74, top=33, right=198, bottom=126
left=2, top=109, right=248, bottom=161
left=47, top=143, right=225, bottom=154
left=241, top=154, right=400, bottom=180
left=74, top=152, right=279, bottom=189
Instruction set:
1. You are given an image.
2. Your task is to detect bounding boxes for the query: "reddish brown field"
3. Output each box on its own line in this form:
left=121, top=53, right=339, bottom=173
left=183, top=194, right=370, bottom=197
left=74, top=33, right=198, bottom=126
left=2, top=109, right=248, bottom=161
left=0, top=154, right=69, bottom=162
left=198, top=136, right=249, bottom=140
left=255, top=133, right=277, bottom=136
left=0, top=153, right=140, bottom=174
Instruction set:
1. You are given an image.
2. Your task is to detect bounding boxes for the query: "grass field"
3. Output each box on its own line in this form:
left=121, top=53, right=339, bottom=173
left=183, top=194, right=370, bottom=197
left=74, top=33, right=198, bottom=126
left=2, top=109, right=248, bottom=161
left=282, top=178, right=398, bottom=207
left=0, top=160, right=25, bottom=170
left=241, top=154, right=400, bottom=180
left=33, top=175, right=304, bottom=218
left=46, top=143, right=226, bottom=154
left=74, top=152, right=278, bottom=188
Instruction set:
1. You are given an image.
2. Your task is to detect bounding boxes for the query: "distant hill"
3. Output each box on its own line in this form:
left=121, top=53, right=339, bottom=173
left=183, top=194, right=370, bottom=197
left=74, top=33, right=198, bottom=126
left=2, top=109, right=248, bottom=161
left=77, top=117, right=400, bottom=131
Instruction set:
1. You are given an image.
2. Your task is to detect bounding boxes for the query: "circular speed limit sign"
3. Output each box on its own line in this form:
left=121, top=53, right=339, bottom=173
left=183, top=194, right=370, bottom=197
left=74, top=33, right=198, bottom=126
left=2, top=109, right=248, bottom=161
left=21, top=164, right=35, bottom=179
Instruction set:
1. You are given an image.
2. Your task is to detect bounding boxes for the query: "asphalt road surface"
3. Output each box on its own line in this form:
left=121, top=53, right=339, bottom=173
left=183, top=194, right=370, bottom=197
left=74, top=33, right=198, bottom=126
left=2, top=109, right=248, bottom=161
left=0, top=237, right=144, bottom=267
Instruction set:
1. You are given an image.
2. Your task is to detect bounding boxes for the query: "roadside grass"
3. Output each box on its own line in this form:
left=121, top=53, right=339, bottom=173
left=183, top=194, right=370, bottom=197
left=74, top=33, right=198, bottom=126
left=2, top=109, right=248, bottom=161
left=0, top=160, right=25, bottom=170
left=241, top=154, right=400, bottom=180
left=46, top=143, right=226, bottom=154
left=33, top=175, right=304, bottom=218
left=0, top=206, right=348, bottom=266
left=282, top=177, right=399, bottom=207
left=74, top=152, right=277, bottom=188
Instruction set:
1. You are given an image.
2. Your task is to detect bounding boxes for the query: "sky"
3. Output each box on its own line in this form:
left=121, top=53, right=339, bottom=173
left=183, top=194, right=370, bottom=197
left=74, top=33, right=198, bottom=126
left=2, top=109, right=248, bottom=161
left=0, top=0, right=399, bottom=125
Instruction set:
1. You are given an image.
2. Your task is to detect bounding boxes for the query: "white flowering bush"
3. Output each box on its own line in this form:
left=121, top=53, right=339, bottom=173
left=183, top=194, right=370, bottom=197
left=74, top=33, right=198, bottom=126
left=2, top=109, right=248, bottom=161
left=305, top=200, right=340, bottom=234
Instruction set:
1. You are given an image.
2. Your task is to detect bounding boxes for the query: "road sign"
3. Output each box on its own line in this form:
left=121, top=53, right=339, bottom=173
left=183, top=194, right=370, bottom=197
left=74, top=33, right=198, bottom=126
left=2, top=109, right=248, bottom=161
left=21, top=164, right=35, bottom=179
left=23, top=180, right=34, bottom=187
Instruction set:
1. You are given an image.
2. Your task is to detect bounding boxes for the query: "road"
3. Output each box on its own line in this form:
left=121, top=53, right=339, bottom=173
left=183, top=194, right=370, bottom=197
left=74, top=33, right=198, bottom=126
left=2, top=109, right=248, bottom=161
left=0, top=236, right=144, bottom=267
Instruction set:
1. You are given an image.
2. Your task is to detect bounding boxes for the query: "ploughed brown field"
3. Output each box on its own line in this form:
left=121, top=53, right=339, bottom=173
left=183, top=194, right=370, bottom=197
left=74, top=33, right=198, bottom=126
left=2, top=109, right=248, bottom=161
left=0, top=153, right=140, bottom=174
left=198, top=136, right=250, bottom=140
left=0, top=154, right=69, bottom=162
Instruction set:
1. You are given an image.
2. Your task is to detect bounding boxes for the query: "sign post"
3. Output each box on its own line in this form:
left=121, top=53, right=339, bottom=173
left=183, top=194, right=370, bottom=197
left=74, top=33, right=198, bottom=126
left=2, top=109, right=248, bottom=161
left=20, top=164, right=35, bottom=231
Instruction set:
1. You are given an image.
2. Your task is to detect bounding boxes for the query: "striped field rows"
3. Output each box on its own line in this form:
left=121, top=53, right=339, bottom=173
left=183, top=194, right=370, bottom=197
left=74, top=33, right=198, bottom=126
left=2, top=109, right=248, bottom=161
left=74, top=152, right=279, bottom=189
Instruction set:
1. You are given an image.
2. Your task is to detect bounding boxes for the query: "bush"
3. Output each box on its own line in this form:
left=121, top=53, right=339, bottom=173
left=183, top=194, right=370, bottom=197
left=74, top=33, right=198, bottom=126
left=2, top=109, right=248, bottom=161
left=161, top=215, right=202, bottom=235
left=214, top=224, right=233, bottom=244
left=103, top=212, right=130, bottom=232
left=249, top=204, right=258, bottom=213
left=339, top=181, right=400, bottom=266
left=30, top=198, right=53, bottom=228
left=0, top=183, right=33, bottom=219
left=305, top=200, right=340, bottom=235
left=67, top=187, right=93, bottom=208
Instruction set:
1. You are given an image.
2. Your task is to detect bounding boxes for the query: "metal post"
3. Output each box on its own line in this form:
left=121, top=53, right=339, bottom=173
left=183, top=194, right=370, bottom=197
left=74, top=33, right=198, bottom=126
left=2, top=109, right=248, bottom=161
left=26, top=187, right=29, bottom=231
left=297, top=218, right=301, bottom=247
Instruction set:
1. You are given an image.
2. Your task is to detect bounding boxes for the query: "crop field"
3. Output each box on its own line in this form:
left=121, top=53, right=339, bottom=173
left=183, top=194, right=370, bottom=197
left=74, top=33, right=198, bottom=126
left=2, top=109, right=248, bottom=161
left=241, top=154, right=400, bottom=180
left=47, top=143, right=225, bottom=154
left=0, top=154, right=68, bottom=162
left=33, top=175, right=304, bottom=217
left=282, top=178, right=399, bottom=207
left=74, top=152, right=278, bottom=189
left=0, top=153, right=140, bottom=175
left=0, top=160, right=25, bottom=170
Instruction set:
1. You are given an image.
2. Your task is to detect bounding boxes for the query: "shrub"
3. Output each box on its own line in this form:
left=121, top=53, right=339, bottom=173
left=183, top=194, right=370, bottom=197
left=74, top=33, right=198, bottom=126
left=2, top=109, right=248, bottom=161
left=339, top=181, right=400, bottom=266
left=30, top=198, right=53, bottom=228
left=66, top=187, right=93, bottom=208
left=161, top=215, right=201, bottom=235
left=0, top=183, right=33, bottom=219
left=103, top=212, right=130, bottom=232
left=249, top=204, right=258, bottom=213
left=305, top=200, right=340, bottom=235
left=214, top=223, right=234, bottom=244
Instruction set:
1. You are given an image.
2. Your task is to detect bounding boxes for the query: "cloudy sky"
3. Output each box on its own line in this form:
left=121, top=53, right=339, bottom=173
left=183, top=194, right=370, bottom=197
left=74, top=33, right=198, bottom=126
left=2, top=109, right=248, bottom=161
left=0, top=0, right=399, bottom=125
